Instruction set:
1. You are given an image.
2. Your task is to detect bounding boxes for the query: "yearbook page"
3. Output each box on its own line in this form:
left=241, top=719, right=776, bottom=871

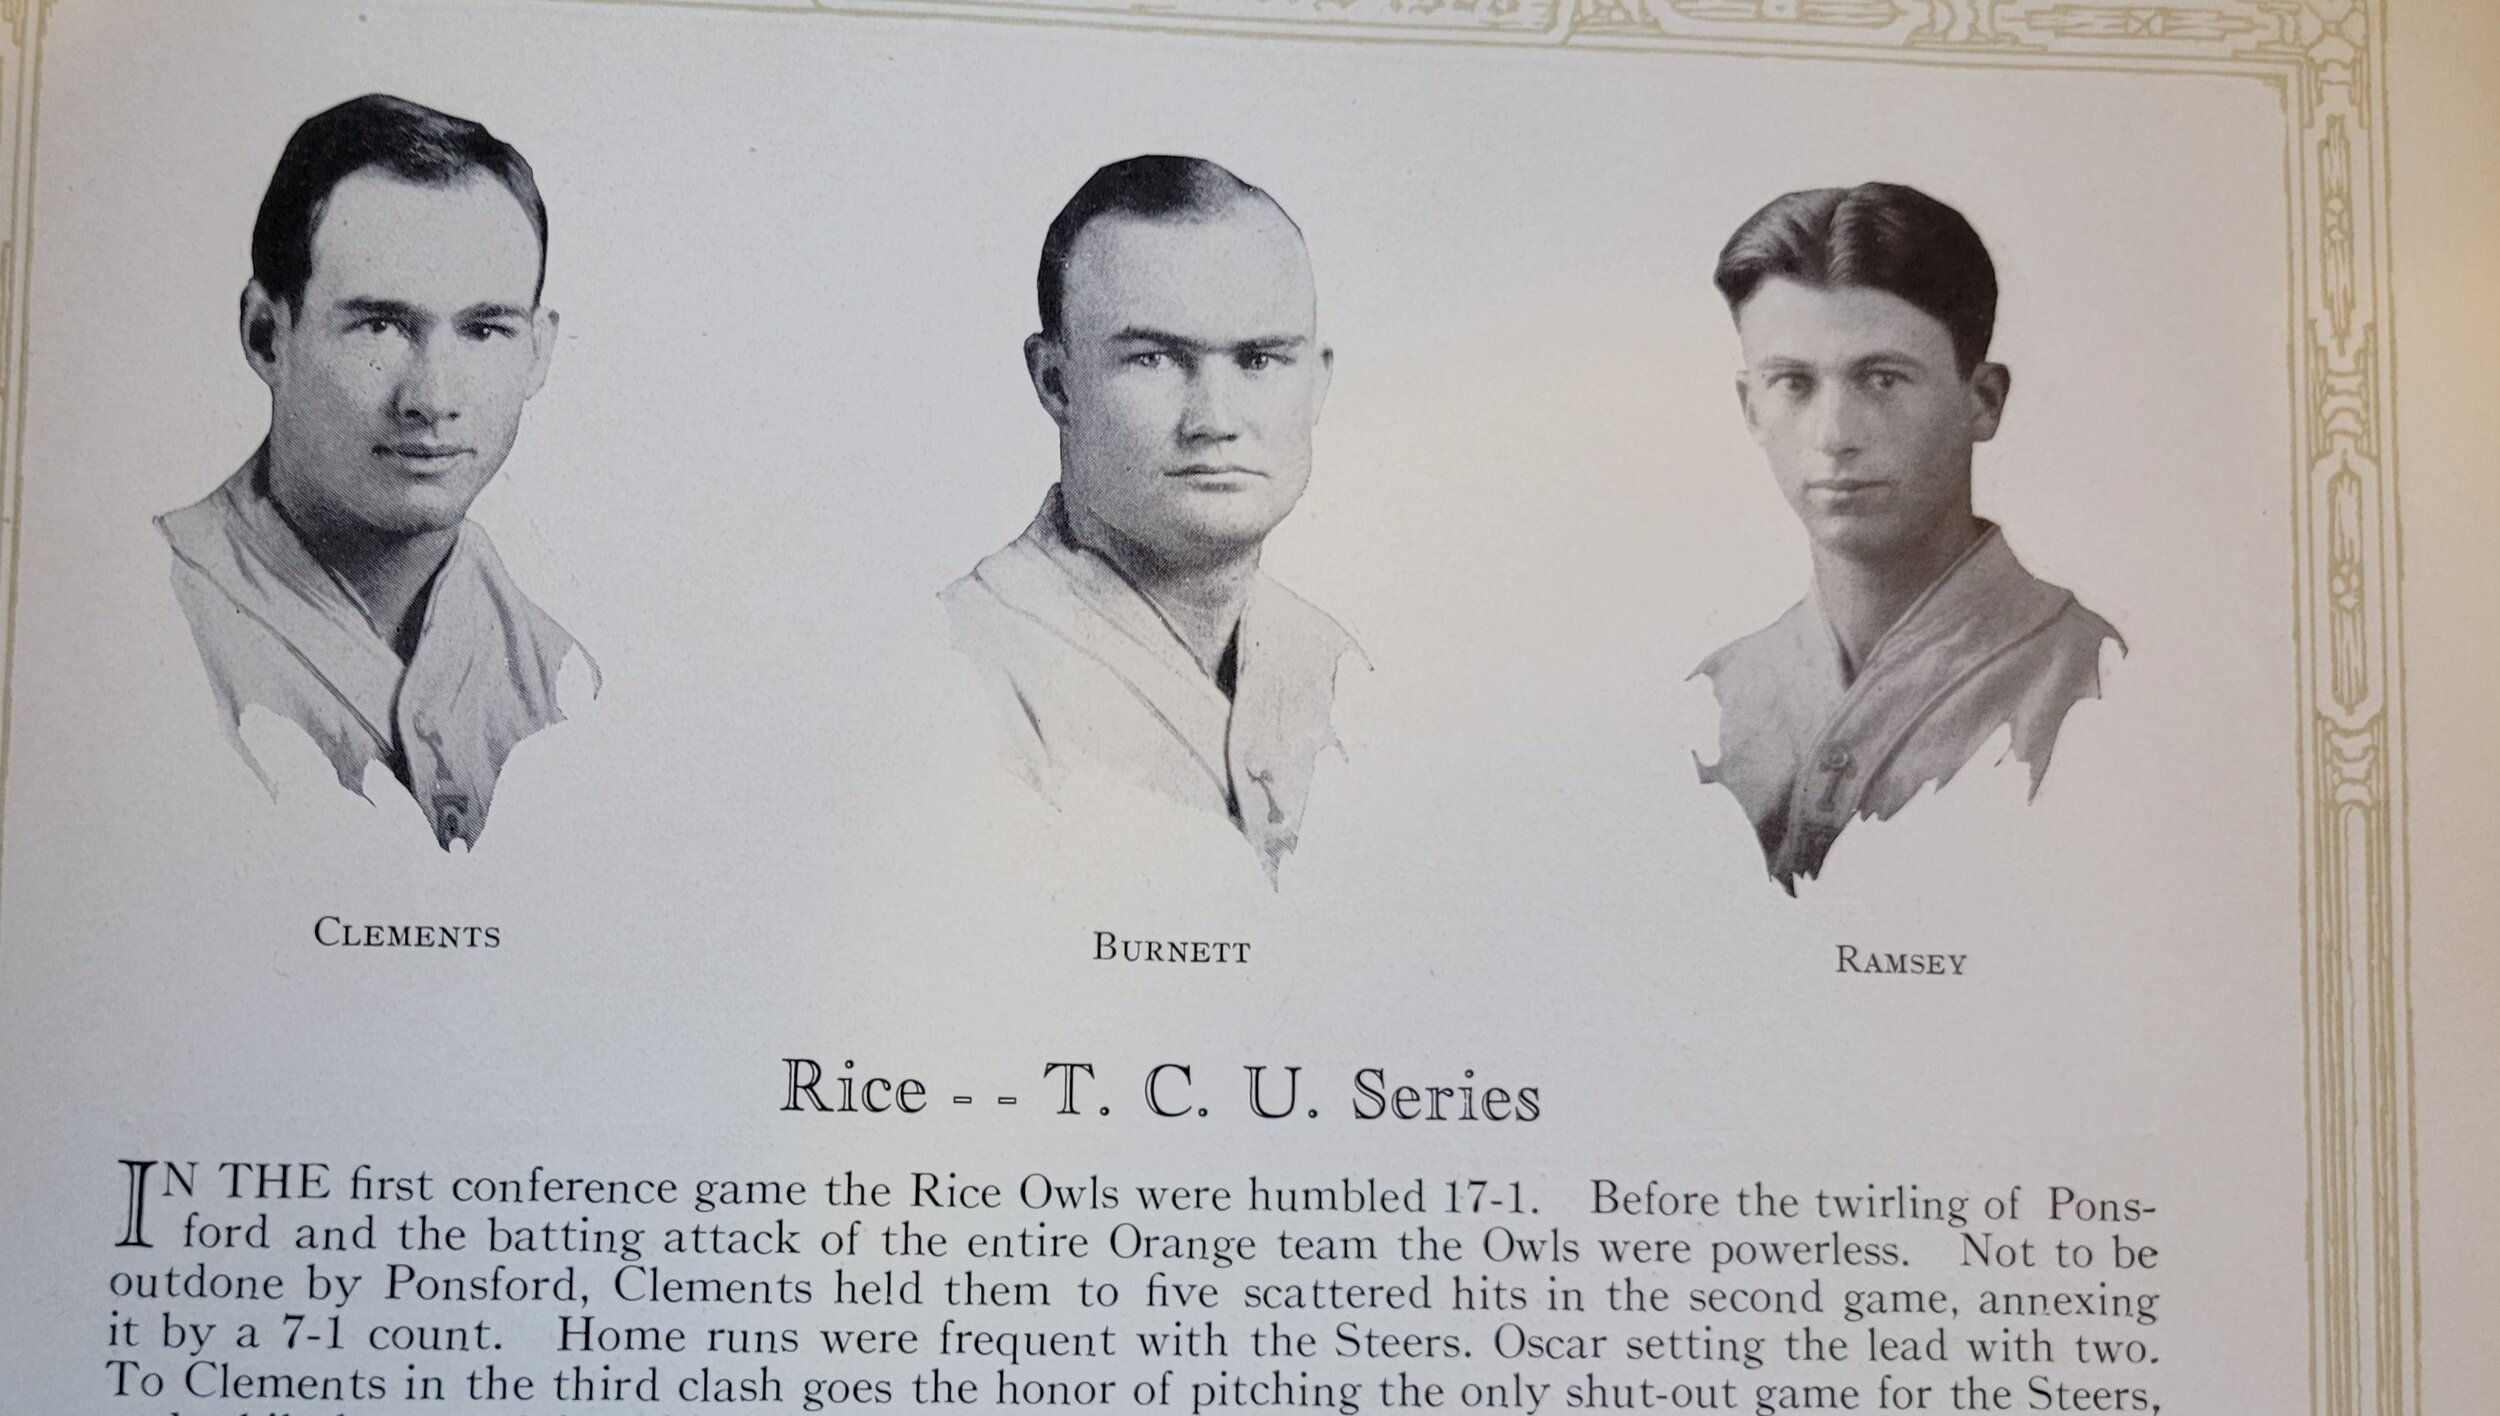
left=2, top=1, right=2492, bottom=1413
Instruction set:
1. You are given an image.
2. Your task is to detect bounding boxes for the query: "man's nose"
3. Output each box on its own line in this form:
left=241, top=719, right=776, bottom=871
left=1809, top=385, right=1866, bottom=459
left=1178, top=365, right=1245, bottom=443
left=392, top=334, right=462, bottom=424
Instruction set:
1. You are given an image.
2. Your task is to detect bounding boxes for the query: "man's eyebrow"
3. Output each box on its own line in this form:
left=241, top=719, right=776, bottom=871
left=1848, top=348, right=1932, bottom=369
left=1107, top=326, right=1206, bottom=350
left=333, top=297, right=533, bottom=323
left=1106, top=327, right=1310, bottom=352
left=336, top=297, right=426, bottom=320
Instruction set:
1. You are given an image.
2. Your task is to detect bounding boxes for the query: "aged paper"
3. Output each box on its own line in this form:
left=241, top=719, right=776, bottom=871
left=1, top=1, right=2491, bottom=1412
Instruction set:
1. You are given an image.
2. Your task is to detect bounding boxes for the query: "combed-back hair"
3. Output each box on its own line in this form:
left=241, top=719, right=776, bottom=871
left=1713, top=182, right=1996, bottom=373
left=1037, top=155, right=1282, bottom=340
left=251, top=93, right=547, bottom=311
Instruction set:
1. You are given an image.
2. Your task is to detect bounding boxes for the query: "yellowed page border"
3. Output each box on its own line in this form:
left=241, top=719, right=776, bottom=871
left=0, top=2, right=2415, bottom=1412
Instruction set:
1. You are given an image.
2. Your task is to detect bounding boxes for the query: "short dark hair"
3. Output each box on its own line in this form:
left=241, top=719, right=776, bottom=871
left=251, top=93, right=548, bottom=312
left=1036, top=155, right=1279, bottom=340
left=1713, top=182, right=1996, bottom=373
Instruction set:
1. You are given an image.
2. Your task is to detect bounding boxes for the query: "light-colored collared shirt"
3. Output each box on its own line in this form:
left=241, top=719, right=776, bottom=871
left=941, top=486, right=1359, bottom=876
left=1696, top=525, right=2120, bottom=891
left=157, top=451, right=587, bottom=850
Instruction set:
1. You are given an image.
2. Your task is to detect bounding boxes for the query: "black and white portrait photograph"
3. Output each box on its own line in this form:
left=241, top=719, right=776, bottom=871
left=157, top=95, right=590, bottom=851
left=943, top=156, right=1357, bottom=879
left=1693, top=183, right=2122, bottom=892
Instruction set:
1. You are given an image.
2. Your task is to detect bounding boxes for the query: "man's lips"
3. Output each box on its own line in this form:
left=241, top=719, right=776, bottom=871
left=1167, top=465, right=1265, bottom=479
left=376, top=442, right=472, bottom=465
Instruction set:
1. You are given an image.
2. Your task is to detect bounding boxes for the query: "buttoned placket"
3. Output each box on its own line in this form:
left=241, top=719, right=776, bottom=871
left=1773, top=531, right=2007, bottom=875
left=1093, top=540, right=1259, bottom=825
left=384, top=539, right=481, bottom=849
left=1784, top=643, right=1874, bottom=858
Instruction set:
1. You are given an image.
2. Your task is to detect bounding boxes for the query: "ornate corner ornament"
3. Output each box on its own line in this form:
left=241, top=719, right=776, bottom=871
left=0, top=2, right=2409, bottom=1413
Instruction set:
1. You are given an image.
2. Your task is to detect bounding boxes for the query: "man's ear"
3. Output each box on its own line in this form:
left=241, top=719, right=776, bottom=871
left=1967, top=361, right=2011, bottom=443
left=1309, top=343, right=1335, bottom=425
left=238, top=281, right=289, bottom=389
left=1024, top=333, right=1071, bottom=426
left=1733, top=370, right=1766, bottom=442
left=525, top=308, right=560, bottom=399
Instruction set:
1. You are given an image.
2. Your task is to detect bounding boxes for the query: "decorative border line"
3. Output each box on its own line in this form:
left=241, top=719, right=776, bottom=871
left=0, top=0, right=46, bottom=880
left=0, top=2, right=2410, bottom=1412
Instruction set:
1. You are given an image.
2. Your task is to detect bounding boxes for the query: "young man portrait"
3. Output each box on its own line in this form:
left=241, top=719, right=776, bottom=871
left=1695, top=181, right=2121, bottom=891
left=158, top=94, right=586, bottom=851
left=941, top=155, right=1357, bottom=877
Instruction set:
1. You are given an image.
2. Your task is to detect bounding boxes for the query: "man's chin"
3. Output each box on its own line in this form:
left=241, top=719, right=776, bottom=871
left=1174, top=505, right=1293, bottom=552
left=1072, top=486, right=1296, bottom=568
left=351, top=492, right=479, bottom=541
left=1804, top=515, right=1923, bottom=566
left=1105, top=518, right=1272, bottom=572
